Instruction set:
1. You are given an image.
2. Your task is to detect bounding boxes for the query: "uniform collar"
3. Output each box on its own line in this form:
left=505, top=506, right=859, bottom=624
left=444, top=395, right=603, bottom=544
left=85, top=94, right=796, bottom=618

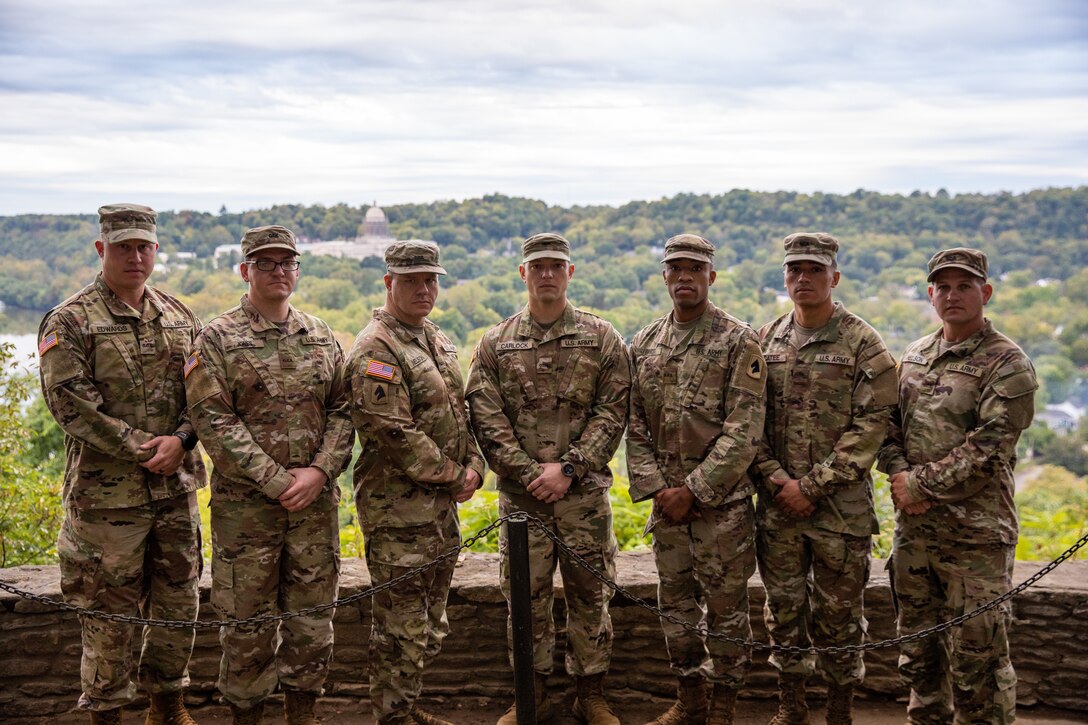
left=373, top=308, right=430, bottom=346
left=95, top=272, right=162, bottom=322
left=517, top=301, right=577, bottom=342
left=240, top=295, right=306, bottom=335
left=773, top=301, right=845, bottom=344
left=926, top=318, right=995, bottom=359
left=649, top=302, right=718, bottom=351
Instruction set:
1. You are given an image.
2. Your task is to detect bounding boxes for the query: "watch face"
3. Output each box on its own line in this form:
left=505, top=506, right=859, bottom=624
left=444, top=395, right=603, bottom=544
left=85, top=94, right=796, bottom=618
left=562, top=463, right=575, bottom=478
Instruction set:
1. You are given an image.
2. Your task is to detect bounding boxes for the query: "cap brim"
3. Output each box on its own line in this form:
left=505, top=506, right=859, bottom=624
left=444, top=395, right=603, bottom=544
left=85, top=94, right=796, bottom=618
left=927, top=263, right=986, bottom=282
left=783, top=253, right=834, bottom=266
left=104, top=229, right=157, bottom=245
left=245, top=242, right=299, bottom=257
left=522, top=251, right=571, bottom=263
left=388, top=264, right=447, bottom=275
left=662, top=251, right=713, bottom=264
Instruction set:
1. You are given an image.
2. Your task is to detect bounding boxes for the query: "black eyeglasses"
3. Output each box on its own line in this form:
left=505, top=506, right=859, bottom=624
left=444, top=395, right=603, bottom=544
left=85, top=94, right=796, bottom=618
left=246, top=259, right=301, bottom=272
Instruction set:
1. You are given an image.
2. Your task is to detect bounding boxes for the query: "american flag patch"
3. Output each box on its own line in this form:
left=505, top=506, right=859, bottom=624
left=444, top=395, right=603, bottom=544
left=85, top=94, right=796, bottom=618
left=365, top=359, right=396, bottom=381
left=183, top=353, right=200, bottom=379
left=38, top=331, right=59, bottom=356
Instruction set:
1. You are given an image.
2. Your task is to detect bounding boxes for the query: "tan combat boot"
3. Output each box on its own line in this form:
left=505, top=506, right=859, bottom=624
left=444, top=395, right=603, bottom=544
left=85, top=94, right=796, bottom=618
left=824, top=684, right=853, bottom=725
left=284, top=690, right=321, bottom=725
left=229, top=700, right=265, bottom=725
left=145, top=691, right=196, bottom=725
left=411, top=706, right=455, bottom=725
left=572, top=673, right=620, bottom=725
left=767, top=674, right=809, bottom=725
left=90, top=708, right=124, bottom=725
left=496, top=672, right=555, bottom=725
left=643, top=675, right=706, bottom=725
left=706, top=684, right=739, bottom=725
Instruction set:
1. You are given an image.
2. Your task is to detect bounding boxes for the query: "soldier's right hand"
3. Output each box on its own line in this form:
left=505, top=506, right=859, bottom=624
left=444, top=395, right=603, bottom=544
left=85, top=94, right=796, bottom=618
left=655, top=485, right=700, bottom=524
left=453, top=468, right=482, bottom=504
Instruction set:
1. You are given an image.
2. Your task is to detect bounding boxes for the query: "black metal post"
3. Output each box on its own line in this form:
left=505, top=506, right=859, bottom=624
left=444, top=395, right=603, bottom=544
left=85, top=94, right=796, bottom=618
left=508, top=513, right=537, bottom=724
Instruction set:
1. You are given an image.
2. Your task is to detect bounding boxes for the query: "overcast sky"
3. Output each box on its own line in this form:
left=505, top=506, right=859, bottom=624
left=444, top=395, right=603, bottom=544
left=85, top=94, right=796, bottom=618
left=0, top=0, right=1085, bottom=215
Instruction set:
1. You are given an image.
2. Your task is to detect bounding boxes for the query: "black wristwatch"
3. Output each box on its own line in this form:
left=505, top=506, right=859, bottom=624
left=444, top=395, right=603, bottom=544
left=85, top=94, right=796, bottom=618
left=561, top=461, right=576, bottom=479
left=173, top=430, right=198, bottom=451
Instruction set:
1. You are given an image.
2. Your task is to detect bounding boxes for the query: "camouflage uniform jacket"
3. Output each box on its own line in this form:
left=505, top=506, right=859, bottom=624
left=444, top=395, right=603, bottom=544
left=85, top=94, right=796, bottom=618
left=877, top=320, right=1036, bottom=545
left=466, top=302, right=631, bottom=495
left=38, top=273, right=206, bottom=509
left=185, top=296, right=354, bottom=502
left=627, top=303, right=767, bottom=513
left=347, top=309, right=485, bottom=533
left=753, top=303, right=898, bottom=536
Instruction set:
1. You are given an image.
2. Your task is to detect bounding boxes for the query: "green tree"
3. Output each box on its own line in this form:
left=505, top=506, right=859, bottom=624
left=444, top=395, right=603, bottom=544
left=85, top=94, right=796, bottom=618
left=0, top=343, right=64, bottom=566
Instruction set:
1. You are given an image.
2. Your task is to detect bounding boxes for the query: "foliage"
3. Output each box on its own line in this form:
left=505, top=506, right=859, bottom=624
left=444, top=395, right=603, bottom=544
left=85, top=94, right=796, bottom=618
left=4, top=188, right=1088, bottom=568
left=1015, top=465, right=1088, bottom=561
left=0, top=343, right=64, bottom=566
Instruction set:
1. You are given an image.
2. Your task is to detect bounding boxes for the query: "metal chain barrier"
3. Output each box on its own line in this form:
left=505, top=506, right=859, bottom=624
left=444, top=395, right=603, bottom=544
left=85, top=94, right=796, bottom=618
left=522, top=513, right=1088, bottom=655
left=0, top=511, right=1085, bottom=657
left=0, top=517, right=506, bottom=630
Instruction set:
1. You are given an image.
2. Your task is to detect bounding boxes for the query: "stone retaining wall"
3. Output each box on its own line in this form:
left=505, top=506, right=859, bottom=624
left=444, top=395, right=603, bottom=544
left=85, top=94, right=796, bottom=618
left=2, top=554, right=1086, bottom=718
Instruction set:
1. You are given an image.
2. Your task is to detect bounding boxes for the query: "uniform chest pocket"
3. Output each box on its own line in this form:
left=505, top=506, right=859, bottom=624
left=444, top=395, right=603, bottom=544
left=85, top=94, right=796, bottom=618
left=93, top=333, right=140, bottom=395
left=301, top=339, right=335, bottom=386
left=498, top=348, right=538, bottom=405
left=560, top=351, right=601, bottom=408
left=934, top=370, right=982, bottom=417
left=683, top=355, right=728, bottom=418
left=224, top=344, right=282, bottom=398
left=809, top=359, right=855, bottom=402
left=635, top=354, right=668, bottom=408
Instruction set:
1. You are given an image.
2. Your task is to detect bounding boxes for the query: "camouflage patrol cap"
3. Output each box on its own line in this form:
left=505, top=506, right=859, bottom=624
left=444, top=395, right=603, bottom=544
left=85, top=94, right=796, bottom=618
left=927, top=247, right=988, bottom=282
left=98, top=203, right=157, bottom=245
left=522, top=233, right=571, bottom=263
left=662, top=233, right=715, bottom=264
left=782, top=232, right=839, bottom=266
left=385, top=240, right=447, bottom=275
left=241, top=225, right=299, bottom=258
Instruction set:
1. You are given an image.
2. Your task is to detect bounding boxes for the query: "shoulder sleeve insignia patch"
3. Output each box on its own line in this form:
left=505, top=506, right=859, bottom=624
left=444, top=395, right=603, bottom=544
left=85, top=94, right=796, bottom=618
left=183, top=353, right=200, bottom=379
left=38, top=330, right=60, bottom=356
left=365, top=359, right=398, bottom=381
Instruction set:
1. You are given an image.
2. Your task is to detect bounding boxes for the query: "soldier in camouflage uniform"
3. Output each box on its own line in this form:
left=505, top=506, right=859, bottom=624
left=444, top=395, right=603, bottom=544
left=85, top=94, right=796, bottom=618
left=877, top=248, right=1036, bottom=725
left=346, top=241, right=485, bottom=725
left=185, top=226, right=354, bottom=725
left=466, top=233, right=631, bottom=725
left=752, top=233, right=897, bottom=725
left=627, top=234, right=767, bottom=725
left=37, top=204, right=206, bottom=725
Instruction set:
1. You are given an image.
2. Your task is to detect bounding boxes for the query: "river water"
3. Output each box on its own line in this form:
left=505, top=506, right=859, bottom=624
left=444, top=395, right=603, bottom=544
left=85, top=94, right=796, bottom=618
left=0, top=306, right=46, bottom=376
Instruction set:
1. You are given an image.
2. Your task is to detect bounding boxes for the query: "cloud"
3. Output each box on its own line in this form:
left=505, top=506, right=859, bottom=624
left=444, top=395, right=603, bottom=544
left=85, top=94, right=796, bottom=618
left=0, top=0, right=1085, bottom=214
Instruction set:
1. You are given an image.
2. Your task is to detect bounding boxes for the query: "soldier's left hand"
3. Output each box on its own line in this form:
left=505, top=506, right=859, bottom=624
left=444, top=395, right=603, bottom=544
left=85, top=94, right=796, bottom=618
left=771, top=477, right=815, bottom=518
left=527, top=462, right=572, bottom=504
left=889, top=471, right=924, bottom=510
left=279, top=467, right=328, bottom=512
left=139, top=435, right=185, bottom=476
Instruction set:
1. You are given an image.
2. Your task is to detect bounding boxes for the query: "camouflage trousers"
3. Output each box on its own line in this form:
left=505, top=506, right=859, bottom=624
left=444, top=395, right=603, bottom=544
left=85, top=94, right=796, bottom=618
left=499, top=486, right=618, bottom=676
left=57, top=492, right=201, bottom=711
left=756, top=524, right=871, bottom=686
left=652, top=497, right=756, bottom=687
left=890, top=533, right=1016, bottom=725
left=210, top=493, right=339, bottom=710
left=365, top=508, right=460, bottom=723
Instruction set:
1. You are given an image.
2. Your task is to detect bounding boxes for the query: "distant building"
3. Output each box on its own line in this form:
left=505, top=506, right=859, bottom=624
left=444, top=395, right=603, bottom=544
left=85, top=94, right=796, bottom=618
left=302, top=202, right=431, bottom=261
left=1037, top=401, right=1085, bottom=433
left=211, top=203, right=432, bottom=264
